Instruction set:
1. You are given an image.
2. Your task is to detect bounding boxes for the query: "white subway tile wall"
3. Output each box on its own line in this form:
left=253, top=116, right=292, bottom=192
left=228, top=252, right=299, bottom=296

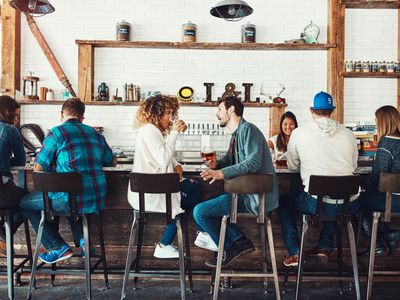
left=12, top=1, right=398, bottom=148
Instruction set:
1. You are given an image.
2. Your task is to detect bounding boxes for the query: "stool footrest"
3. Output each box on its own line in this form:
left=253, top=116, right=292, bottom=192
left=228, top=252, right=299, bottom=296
left=219, top=272, right=276, bottom=278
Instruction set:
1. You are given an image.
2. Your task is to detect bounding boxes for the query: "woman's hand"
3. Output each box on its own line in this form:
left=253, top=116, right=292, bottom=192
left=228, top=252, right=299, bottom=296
left=174, top=165, right=183, bottom=180
left=172, top=119, right=187, bottom=133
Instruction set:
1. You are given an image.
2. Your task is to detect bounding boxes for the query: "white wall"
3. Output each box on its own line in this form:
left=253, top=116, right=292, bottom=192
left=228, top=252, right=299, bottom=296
left=14, top=0, right=398, bottom=149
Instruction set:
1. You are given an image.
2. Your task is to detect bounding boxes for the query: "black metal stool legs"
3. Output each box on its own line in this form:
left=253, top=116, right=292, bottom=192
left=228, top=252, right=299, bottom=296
left=212, top=215, right=228, bottom=300
left=121, top=211, right=139, bottom=300
left=97, top=212, right=109, bottom=289
left=336, top=225, right=344, bottom=294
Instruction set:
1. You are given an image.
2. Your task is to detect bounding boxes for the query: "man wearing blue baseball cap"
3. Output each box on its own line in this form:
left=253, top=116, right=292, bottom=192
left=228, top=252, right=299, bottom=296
left=278, top=91, right=359, bottom=267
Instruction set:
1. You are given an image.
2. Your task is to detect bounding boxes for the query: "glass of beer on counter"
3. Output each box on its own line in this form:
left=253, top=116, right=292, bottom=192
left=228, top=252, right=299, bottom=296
left=201, top=147, right=216, bottom=166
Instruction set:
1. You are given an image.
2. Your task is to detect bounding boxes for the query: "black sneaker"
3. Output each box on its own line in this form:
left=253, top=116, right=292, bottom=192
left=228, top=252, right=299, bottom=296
left=205, top=238, right=255, bottom=267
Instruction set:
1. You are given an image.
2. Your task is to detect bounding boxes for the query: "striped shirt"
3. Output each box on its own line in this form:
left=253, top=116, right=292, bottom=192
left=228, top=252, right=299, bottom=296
left=35, top=119, right=114, bottom=214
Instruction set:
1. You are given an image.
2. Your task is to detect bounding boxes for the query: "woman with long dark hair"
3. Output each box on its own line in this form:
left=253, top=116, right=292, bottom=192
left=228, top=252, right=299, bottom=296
left=0, top=96, right=28, bottom=253
left=359, top=105, right=400, bottom=255
left=268, top=111, right=298, bottom=167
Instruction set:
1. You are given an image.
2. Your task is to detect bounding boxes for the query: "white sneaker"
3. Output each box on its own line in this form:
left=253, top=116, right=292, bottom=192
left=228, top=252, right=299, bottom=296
left=153, top=243, right=179, bottom=259
left=194, top=232, right=218, bottom=252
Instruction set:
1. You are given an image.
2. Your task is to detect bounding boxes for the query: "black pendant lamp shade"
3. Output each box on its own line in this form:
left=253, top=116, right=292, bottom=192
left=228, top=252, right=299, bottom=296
left=9, top=0, right=55, bottom=15
left=210, top=0, right=253, bottom=21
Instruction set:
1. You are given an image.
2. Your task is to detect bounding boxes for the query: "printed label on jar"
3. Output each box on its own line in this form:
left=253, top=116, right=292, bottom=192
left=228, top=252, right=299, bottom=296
left=184, top=29, right=196, bottom=36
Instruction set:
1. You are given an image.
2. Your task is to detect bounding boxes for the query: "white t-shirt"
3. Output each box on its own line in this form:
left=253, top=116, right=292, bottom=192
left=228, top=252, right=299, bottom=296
left=127, top=123, right=183, bottom=218
left=287, top=117, right=359, bottom=204
left=268, top=135, right=287, bottom=163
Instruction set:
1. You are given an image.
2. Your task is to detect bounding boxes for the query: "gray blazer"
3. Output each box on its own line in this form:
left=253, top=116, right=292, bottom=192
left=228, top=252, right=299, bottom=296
left=217, top=118, right=279, bottom=214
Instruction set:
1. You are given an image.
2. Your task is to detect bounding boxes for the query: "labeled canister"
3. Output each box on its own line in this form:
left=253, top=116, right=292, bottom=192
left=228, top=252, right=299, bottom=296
left=395, top=61, right=400, bottom=73
left=379, top=61, right=387, bottom=73
left=182, top=21, right=197, bottom=42
left=387, top=61, right=395, bottom=73
left=116, top=20, right=131, bottom=41
left=371, top=61, right=379, bottom=73
left=362, top=61, right=370, bottom=73
left=241, top=22, right=256, bottom=43
left=345, top=60, right=354, bottom=72
left=355, top=61, right=362, bottom=72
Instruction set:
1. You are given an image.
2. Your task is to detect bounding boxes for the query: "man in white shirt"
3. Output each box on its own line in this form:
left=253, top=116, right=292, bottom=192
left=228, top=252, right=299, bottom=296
left=279, top=91, right=359, bottom=267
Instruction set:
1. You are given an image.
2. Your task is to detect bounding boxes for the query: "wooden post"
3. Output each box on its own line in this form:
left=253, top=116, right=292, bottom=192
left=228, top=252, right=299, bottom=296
left=269, top=106, right=286, bottom=137
left=1, top=0, right=21, bottom=97
left=78, top=44, right=94, bottom=102
left=332, top=1, right=345, bottom=123
left=398, top=8, right=400, bottom=110
left=328, top=0, right=338, bottom=115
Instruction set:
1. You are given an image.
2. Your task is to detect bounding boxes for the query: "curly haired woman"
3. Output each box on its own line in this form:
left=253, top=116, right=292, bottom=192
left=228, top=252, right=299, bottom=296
left=127, top=93, right=205, bottom=258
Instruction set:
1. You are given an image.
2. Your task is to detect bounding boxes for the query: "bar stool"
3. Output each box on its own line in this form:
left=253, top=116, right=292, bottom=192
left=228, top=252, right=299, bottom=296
left=121, top=172, right=192, bottom=300
left=287, top=175, right=361, bottom=300
left=27, top=171, right=109, bottom=300
left=0, top=208, right=33, bottom=300
left=365, top=173, right=400, bottom=299
left=212, top=173, right=280, bottom=300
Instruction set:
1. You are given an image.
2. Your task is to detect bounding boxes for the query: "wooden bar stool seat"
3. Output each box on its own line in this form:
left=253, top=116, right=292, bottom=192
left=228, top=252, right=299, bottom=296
left=287, top=175, right=361, bottom=300
left=365, top=173, right=400, bottom=299
left=27, top=171, right=109, bottom=300
left=121, top=172, right=193, bottom=300
left=212, top=173, right=281, bottom=300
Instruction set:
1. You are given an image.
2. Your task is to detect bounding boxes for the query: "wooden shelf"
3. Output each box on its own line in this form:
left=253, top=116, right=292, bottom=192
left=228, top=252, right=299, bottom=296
left=341, top=1, right=400, bottom=9
left=19, top=100, right=287, bottom=108
left=76, top=40, right=336, bottom=51
left=341, top=72, right=400, bottom=78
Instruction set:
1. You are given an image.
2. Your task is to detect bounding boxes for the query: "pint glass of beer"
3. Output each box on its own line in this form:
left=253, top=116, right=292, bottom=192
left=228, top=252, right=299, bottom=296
left=201, top=147, right=216, bottom=166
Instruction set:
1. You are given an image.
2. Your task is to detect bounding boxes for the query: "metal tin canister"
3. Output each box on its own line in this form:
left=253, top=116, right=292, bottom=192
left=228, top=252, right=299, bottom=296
left=182, top=21, right=197, bottom=42
left=241, top=22, right=256, bottom=43
left=116, top=20, right=131, bottom=41
left=355, top=61, right=362, bottom=72
left=345, top=60, right=354, bottom=72
left=387, top=61, right=395, bottom=73
left=395, top=61, right=400, bottom=73
left=362, top=61, right=370, bottom=73
left=379, top=61, right=387, bottom=73
left=371, top=61, right=379, bottom=73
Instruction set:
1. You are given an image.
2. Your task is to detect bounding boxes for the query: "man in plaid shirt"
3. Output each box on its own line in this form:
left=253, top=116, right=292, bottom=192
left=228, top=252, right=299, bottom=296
left=20, top=98, right=115, bottom=264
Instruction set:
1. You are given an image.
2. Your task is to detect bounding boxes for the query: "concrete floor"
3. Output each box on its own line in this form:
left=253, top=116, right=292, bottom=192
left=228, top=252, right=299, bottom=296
left=0, top=278, right=399, bottom=300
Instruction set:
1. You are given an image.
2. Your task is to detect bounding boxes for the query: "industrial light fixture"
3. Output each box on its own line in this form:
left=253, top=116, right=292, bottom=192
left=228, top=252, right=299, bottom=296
left=9, top=0, right=55, bottom=16
left=8, top=0, right=77, bottom=98
left=210, top=0, right=253, bottom=22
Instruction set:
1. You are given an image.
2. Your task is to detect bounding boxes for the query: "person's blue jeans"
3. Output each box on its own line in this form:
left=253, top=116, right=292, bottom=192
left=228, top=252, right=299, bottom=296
left=160, top=178, right=202, bottom=246
left=19, top=192, right=83, bottom=250
left=193, top=192, right=248, bottom=251
left=279, top=190, right=360, bottom=256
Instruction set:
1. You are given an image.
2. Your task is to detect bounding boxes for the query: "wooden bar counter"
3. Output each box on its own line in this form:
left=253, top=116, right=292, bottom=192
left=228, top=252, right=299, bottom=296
left=4, top=165, right=400, bottom=278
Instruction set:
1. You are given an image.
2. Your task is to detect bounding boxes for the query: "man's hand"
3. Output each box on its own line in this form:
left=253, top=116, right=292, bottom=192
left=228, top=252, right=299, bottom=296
left=174, top=165, right=183, bottom=180
left=33, top=162, right=43, bottom=171
left=200, top=169, right=224, bottom=184
left=203, top=157, right=217, bottom=169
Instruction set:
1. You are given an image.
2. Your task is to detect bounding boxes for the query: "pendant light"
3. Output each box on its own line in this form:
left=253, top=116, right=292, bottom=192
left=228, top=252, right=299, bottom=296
left=210, top=0, right=253, bottom=22
left=9, top=0, right=55, bottom=16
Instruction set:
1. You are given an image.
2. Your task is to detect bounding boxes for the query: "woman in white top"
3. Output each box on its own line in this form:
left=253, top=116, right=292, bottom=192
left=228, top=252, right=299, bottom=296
left=128, top=93, right=201, bottom=258
left=267, top=111, right=298, bottom=168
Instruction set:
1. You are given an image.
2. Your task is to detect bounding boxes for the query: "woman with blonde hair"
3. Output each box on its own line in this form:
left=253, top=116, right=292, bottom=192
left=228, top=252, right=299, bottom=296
left=359, top=105, right=400, bottom=255
left=127, top=93, right=204, bottom=258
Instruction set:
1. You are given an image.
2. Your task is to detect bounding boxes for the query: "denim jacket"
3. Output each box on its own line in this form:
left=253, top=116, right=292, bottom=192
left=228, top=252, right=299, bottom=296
left=0, top=121, right=26, bottom=180
left=217, top=118, right=279, bottom=214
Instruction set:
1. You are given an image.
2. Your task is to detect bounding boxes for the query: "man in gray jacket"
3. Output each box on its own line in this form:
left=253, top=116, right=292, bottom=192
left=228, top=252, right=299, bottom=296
left=193, top=96, right=279, bottom=267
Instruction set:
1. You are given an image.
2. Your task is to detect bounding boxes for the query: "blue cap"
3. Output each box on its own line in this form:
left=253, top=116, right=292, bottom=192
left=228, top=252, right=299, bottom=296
left=312, top=91, right=335, bottom=110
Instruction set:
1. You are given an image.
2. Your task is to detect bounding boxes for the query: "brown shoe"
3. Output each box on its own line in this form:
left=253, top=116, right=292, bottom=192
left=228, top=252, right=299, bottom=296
left=306, top=247, right=332, bottom=261
left=283, top=254, right=299, bottom=267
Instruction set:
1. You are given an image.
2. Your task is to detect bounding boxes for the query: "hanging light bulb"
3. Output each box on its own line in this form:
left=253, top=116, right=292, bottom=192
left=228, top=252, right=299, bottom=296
left=27, top=0, right=36, bottom=11
left=210, top=0, right=253, bottom=22
left=228, top=5, right=236, bottom=16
